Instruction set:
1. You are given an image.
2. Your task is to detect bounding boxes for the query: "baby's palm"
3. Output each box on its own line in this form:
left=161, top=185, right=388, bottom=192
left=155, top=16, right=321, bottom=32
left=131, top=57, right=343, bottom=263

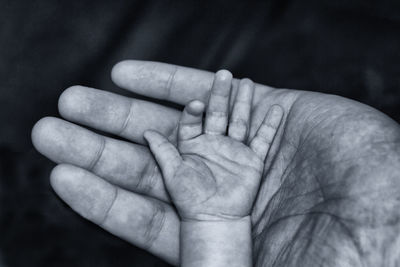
left=145, top=73, right=283, bottom=221
left=170, top=134, right=263, bottom=220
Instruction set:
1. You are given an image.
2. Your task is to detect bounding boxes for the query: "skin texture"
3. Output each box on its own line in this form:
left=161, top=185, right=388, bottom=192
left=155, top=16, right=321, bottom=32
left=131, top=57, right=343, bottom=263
left=144, top=71, right=283, bottom=222
left=31, top=60, right=400, bottom=266
left=143, top=70, right=284, bottom=266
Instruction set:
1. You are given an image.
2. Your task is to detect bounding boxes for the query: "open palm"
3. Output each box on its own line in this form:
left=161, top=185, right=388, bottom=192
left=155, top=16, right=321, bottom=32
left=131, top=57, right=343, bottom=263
left=144, top=86, right=282, bottom=221
left=32, top=61, right=400, bottom=266
left=148, top=132, right=265, bottom=221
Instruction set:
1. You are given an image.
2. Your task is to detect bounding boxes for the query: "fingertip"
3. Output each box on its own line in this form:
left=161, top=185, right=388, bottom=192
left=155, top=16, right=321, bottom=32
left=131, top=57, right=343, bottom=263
left=238, top=78, right=254, bottom=92
left=58, top=85, right=86, bottom=119
left=143, top=129, right=161, bottom=142
left=215, top=69, right=233, bottom=81
left=50, top=164, right=116, bottom=224
left=235, top=78, right=254, bottom=104
left=49, top=164, right=87, bottom=210
left=261, top=104, right=284, bottom=130
left=31, top=116, right=49, bottom=149
left=31, top=116, right=61, bottom=154
left=186, top=100, right=205, bottom=115
left=111, top=60, right=133, bottom=86
left=239, top=78, right=253, bottom=87
left=50, top=164, right=75, bottom=192
left=270, top=104, right=284, bottom=118
left=143, top=131, right=152, bottom=143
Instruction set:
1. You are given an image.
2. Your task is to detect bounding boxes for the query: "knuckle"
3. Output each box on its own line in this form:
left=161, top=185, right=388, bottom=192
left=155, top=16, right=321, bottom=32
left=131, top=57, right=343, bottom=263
left=258, top=130, right=275, bottom=142
left=98, top=187, right=119, bottom=226
left=230, top=118, right=248, bottom=127
left=229, top=122, right=247, bottom=137
left=208, top=111, right=227, bottom=118
left=137, top=159, right=159, bottom=195
left=89, top=136, right=106, bottom=171
left=143, top=202, right=166, bottom=250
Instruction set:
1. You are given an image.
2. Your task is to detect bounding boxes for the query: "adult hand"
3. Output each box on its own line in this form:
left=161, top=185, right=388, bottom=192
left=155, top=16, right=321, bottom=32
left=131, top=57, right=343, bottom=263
left=32, top=60, right=400, bottom=266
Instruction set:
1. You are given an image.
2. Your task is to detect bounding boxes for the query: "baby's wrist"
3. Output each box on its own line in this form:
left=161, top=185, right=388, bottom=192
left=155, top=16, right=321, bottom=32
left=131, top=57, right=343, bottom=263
left=182, top=213, right=251, bottom=223
left=181, top=216, right=252, bottom=267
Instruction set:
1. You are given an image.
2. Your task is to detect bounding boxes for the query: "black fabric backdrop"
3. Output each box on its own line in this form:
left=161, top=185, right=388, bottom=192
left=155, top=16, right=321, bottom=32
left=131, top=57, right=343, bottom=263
left=0, top=0, right=399, bottom=266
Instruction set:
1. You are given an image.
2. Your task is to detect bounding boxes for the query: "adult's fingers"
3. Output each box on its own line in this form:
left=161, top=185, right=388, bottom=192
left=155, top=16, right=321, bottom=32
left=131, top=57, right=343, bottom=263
left=249, top=105, right=284, bottom=161
left=112, top=60, right=213, bottom=104
left=111, top=60, right=274, bottom=105
left=178, top=100, right=205, bottom=142
left=204, top=70, right=232, bottom=135
left=50, top=164, right=180, bottom=266
left=31, top=117, right=169, bottom=202
left=228, top=78, right=254, bottom=142
left=58, top=86, right=180, bottom=145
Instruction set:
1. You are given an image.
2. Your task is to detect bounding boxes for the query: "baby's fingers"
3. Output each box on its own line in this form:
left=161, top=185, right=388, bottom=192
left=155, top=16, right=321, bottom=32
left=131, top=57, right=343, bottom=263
left=228, top=78, right=254, bottom=142
left=144, top=130, right=182, bottom=179
left=178, top=100, right=205, bottom=142
left=249, top=105, right=284, bottom=161
left=204, top=70, right=232, bottom=135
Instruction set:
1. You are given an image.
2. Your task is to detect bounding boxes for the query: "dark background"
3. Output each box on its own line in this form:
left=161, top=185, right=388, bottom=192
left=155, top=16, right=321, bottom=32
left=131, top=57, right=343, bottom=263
left=0, top=0, right=399, bottom=266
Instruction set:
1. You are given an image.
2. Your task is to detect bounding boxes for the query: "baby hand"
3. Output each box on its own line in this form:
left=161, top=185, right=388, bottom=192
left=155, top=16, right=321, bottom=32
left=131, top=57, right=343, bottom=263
left=144, top=70, right=284, bottom=222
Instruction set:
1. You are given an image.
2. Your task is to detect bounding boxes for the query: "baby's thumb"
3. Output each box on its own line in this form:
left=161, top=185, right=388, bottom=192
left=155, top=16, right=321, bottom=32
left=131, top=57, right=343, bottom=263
left=144, top=130, right=182, bottom=179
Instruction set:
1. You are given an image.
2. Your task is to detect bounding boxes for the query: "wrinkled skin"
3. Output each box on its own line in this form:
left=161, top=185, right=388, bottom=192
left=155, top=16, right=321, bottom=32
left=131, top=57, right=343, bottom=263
left=250, top=90, right=400, bottom=267
left=32, top=61, right=400, bottom=266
